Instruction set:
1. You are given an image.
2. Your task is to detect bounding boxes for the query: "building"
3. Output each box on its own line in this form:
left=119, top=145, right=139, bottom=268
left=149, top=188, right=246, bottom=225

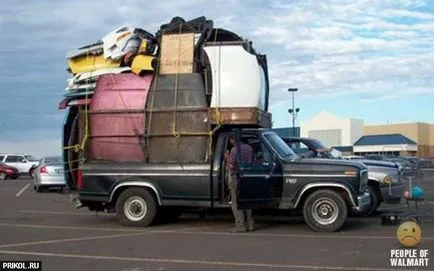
left=300, top=111, right=363, bottom=149
left=363, top=122, right=434, bottom=158
left=295, top=112, right=434, bottom=158
left=353, top=134, right=418, bottom=157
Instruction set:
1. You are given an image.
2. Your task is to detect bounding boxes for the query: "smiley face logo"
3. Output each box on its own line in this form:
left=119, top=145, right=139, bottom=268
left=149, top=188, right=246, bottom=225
left=396, top=221, right=421, bottom=247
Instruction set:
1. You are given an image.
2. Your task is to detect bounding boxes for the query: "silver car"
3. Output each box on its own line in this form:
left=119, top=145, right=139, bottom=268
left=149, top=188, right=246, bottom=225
left=32, top=156, right=66, bottom=192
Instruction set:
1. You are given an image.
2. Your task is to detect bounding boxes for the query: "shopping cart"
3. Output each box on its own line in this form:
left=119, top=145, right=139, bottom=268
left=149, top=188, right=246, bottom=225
left=381, top=169, right=428, bottom=225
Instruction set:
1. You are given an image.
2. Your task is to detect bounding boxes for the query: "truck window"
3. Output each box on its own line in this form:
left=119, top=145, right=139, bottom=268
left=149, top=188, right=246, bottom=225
left=0, top=156, right=4, bottom=162
left=242, top=134, right=273, bottom=164
left=263, top=132, right=298, bottom=159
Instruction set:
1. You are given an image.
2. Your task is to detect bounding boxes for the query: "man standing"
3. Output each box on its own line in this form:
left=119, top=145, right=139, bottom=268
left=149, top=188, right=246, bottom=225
left=225, top=134, right=255, bottom=232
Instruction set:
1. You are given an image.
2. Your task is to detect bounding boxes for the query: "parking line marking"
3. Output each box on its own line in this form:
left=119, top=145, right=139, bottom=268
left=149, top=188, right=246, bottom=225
left=0, top=232, right=149, bottom=249
left=3, top=222, right=433, bottom=240
left=0, top=222, right=224, bottom=234
left=16, top=183, right=30, bottom=197
left=149, top=229, right=434, bottom=240
left=0, top=223, right=145, bottom=232
left=0, top=250, right=400, bottom=270
left=20, top=210, right=111, bottom=216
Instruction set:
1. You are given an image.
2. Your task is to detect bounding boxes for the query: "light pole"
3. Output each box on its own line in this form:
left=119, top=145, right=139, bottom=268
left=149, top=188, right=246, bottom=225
left=288, top=88, right=299, bottom=137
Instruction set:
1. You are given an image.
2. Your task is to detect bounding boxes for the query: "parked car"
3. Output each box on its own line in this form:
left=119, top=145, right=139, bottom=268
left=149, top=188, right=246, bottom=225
left=385, top=157, right=413, bottom=170
left=418, top=159, right=434, bottom=169
left=32, top=156, right=66, bottom=192
left=281, top=136, right=405, bottom=216
left=0, top=154, right=39, bottom=175
left=0, top=162, right=20, bottom=180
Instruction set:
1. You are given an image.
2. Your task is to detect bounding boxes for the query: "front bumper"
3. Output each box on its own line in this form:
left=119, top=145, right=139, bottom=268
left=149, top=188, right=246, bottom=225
left=352, top=191, right=371, bottom=213
left=380, top=182, right=404, bottom=204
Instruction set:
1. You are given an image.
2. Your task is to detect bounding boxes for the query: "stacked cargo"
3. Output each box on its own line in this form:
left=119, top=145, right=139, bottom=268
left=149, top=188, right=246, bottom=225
left=59, top=16, right=271, bottom=172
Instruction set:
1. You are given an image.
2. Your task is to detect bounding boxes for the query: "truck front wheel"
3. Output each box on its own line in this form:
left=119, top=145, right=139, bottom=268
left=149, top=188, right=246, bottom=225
left=303, top=189, right=348, bottom=232
left=115, top=187, right=158, bottom=227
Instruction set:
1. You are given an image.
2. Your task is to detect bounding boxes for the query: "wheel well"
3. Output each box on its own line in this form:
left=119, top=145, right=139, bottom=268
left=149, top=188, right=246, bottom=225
left=368, top=179, right=382, bottom=201
left=109, top=185, right=160, bottom=209
left=296, top=186, right=353, bottom=210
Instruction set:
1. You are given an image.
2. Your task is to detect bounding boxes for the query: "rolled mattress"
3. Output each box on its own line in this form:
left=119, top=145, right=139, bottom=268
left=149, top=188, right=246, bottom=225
left=88, top=73, right=153, bottom=161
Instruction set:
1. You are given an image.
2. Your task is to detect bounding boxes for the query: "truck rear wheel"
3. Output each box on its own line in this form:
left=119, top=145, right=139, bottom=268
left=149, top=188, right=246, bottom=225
left=115, top=187, right=158, bottom=227
left=303, top=189, right=348, bottom=232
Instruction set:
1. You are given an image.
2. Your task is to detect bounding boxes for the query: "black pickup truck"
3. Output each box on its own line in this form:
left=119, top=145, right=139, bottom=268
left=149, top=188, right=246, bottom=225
left=72, top=128, right=371, bottom=232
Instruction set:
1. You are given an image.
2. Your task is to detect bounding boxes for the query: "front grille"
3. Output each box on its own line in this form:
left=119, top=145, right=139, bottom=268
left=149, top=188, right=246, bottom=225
left=360, top=170, right=368, bottom=192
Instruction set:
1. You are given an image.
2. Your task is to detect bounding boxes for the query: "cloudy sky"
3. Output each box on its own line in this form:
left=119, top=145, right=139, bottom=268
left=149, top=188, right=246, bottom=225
left=1, top=0, right=433, bottom=157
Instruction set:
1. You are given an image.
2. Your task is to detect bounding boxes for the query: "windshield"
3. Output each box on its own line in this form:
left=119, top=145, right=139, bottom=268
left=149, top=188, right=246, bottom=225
left=24, top=155, right=38, bottom=161
left=329, top=148, right=343, bottom=159
left=44, top=157, right=62, bottom=165
left=302, top=138, right=342, bottom=159
left=263, top=132, right=298, bottom=159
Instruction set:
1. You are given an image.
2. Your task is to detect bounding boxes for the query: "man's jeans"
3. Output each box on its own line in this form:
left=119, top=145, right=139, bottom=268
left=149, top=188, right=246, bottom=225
left=227, top=173, right=254, bottom=230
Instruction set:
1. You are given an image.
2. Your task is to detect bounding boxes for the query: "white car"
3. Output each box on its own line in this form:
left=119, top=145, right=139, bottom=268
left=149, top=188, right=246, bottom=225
left=0, top=154, right=39, bottom=175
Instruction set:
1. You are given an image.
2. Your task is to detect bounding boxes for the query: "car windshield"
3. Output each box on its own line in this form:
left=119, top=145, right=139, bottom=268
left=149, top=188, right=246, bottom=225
left=24, top=155, right=38, bottom=161
left=44, top=157, right=62, bottom=165
left=263, top=132, right=298, bottom=159
left=304, top=139, right=342, bottom=159
left=329, top=148, right=343, bottom=159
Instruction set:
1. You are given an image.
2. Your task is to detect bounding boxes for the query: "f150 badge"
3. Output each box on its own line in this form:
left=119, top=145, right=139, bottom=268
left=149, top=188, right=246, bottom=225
left=286, top=178, right=297, bottom=184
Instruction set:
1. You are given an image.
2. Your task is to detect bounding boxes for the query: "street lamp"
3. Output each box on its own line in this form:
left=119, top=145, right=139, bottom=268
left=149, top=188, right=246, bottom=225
left=288, top=88, right=300, bottom=137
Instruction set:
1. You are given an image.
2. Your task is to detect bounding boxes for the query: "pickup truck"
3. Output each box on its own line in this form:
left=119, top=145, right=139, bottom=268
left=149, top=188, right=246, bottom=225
left=281, top=136, right=404, bottom=216
left=71, top=129, right=371, bottom=232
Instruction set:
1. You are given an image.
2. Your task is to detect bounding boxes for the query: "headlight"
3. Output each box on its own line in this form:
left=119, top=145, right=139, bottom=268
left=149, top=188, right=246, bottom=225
left=383, top=175, right=393, bottom=184
left=383, top=174, right=399, bottom=184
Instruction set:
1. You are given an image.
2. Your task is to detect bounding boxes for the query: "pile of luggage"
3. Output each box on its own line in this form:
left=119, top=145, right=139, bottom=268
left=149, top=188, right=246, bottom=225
left=63, top=25, right=156, bottom=100
left=60, top=16, right=271, bottom=164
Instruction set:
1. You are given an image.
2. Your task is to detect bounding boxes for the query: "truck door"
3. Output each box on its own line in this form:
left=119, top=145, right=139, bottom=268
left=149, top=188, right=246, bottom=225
left=235, top=133, right=283, bottom=209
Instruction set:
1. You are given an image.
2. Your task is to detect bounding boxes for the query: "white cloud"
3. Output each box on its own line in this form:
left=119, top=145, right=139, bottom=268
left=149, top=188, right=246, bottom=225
left=247, top=0, right=434, bottom=103
left=0, top=0, right=433, bottom=114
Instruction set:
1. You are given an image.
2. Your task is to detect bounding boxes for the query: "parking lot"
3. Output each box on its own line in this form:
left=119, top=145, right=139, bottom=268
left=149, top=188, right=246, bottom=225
left=0, top=172, right=433, bottom=271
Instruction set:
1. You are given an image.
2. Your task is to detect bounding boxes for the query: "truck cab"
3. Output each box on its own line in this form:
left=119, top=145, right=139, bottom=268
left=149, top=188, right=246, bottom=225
left=73, top=128, right=370, bottom=232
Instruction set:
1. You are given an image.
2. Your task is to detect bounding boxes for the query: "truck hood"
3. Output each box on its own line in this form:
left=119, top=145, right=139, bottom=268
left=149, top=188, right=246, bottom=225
left=295, top=157, right=367, bottom=171
left=359, top=159, right=399, bottom=169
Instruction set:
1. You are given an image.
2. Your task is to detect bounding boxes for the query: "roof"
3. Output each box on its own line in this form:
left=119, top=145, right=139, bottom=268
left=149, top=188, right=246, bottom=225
left=270, top=127, right=300, bottom=137
left=354, top=134, right=417, bottom=146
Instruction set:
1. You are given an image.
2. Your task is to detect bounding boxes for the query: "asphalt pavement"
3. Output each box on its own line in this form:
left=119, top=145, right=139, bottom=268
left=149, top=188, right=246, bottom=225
left=0, top=172, right=433, bottom=271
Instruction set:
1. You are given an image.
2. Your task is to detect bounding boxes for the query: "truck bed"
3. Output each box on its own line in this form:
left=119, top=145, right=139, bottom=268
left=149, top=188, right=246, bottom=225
left=78, top=161, right=221, bottom=207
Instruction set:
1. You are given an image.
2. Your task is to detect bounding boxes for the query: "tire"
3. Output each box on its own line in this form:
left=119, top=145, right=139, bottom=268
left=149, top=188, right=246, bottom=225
left=303, top=189, right=348, bottom=232
left=360, top=185, right=379, bottom=217
left=29, top=167, right=36, bottom=178
left=0, top=172, right=6, bottom=181
left=115, top=187, right=158, bottom=227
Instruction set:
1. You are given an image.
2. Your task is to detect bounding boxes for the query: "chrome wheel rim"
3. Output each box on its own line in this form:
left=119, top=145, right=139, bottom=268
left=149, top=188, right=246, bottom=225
left=124, top=196, right=147, bottom=222
left=0, top=173, right=6, bottom=180
left=312, top=198, right=339, bottom=225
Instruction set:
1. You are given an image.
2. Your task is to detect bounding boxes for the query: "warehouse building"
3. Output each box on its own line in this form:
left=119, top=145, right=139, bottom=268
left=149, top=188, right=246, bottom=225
left=296, top=111, right=434, bottom=158
left=299, top=111, right=363, bottom=153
